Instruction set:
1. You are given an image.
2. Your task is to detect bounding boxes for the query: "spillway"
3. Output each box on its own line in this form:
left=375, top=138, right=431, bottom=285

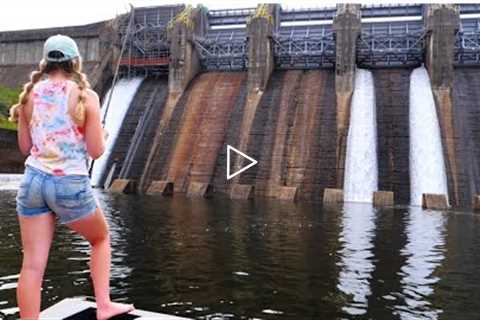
left=409, top=67, right=448, bottom=206
left=344, top=68, right=378, bottom=203
left=90, top=77, right=144, bottom=187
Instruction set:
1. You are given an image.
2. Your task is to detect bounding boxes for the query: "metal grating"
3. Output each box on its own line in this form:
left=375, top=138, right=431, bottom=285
left=194, top=28, right=248, bottom=71
left=455, top=18, right=480, bottom=65
left=118, top=5, right=184, bottom=77
left=357, top=20, right=426, bottom=68
left=274, top=25, right=335, bottom=69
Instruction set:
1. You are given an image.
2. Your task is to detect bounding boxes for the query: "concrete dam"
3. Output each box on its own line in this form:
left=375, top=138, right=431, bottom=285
left=2, top=4, right=480, bottom=208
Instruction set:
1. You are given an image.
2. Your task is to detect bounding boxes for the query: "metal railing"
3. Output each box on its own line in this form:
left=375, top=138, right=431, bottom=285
left=274, top=25, right=335, bottom=69
left=357, top=21, right=426, bottom=68
left=113, top=4, right=480, bottom=73
left=194, top=29, right=248, bottom=70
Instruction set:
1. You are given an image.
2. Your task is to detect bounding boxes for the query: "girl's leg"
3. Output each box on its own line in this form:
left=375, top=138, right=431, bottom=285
left=67, top=207, right=133, bottom=320
left=17, top=213, right=55, bottom=319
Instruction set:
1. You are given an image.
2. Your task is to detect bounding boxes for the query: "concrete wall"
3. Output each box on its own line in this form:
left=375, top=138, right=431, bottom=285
left=0, top=20, right=116, bottom=90
left=0, top=38, right=100, bottom=65
left=0, top=129, right=25, bottom=173
left=452, top=67, right=480, bottom=207
left=374, top=69, right=411, bottom=205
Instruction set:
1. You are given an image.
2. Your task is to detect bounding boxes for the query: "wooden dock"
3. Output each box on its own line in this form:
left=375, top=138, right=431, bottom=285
left=40, top=298, right=191, bottom=320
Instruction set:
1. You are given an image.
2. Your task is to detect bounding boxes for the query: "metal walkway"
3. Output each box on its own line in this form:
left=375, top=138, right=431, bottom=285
left=118, top=3, right=480, bottom=73
left=118, top=5, right=184, bottom=76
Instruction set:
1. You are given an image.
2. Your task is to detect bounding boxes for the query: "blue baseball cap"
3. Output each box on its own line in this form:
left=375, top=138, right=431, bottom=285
left=43, top=34, right=80, bottom=62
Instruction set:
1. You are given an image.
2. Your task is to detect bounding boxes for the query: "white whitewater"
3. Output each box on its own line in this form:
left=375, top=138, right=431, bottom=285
left=90, top=77, right=144, bottom=187
left=0, top=174, right=23, bottom=190
left=337, top=203, right=376, bottom=316
left=397, top=207, right=447, bottom=319
left=409, top=67, right=448, bottom=206
left=344, top=68, right=378, bottom=203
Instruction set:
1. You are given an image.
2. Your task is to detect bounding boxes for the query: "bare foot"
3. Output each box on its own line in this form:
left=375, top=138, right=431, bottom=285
left=96, top=302, right=135, bottom=320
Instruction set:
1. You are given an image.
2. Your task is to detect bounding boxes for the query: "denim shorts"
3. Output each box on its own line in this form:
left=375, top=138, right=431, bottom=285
left=16, top=165, right=97, bottom=224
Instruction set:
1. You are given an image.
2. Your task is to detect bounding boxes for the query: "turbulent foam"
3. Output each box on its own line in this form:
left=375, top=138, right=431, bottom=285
left=344, top=68, right=378, bottom=203
left=409, top=67, right=448, bottom=206
left=90, top=77, right=144, bottom=187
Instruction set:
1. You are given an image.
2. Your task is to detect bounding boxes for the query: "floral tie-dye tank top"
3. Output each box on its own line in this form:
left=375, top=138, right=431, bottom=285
left=25, top=79, right=89, bottom=176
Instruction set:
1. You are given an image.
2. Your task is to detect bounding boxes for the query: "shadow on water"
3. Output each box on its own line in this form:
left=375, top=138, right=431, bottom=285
left=1, top=190, right=480, bottom=319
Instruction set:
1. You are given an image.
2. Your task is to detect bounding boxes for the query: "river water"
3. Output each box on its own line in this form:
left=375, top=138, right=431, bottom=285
left=1, top=190, right=480, bottom=319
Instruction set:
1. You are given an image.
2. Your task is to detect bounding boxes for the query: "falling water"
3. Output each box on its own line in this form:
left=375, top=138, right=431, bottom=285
left=0, top=174, right=23, bottom=190
left=344, top=68, right=378, bottom=203
left=409, top=67, right=448, bottom=206
left=90, top=77, right=144, bottom=187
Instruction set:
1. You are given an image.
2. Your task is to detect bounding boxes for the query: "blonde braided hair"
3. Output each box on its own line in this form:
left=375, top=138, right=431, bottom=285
left=9, top=57, right=91, bottom=127
left=9, top=60, right=47, bottom=122
left=70, top=58, right=91, bottom=127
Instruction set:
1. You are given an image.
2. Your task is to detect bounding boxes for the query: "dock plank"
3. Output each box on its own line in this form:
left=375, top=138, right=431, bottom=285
left=40, top=298, right=190, bottom=320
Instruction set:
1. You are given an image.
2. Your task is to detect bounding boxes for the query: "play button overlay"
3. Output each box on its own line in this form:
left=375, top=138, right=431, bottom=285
left=227, top=145, right=258, bottom=180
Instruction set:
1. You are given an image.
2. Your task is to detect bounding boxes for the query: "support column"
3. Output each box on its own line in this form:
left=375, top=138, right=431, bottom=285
left=333, top=4, right=361, bottom=188
left=424, top=4, right=461, bottom=206
left=229, top=4, right=280, bottom=199
left=246, top=3, right=280, bottom=93
left=168, top=5, right=208, bottom=95
left=138, top=6, right=207, bottom=193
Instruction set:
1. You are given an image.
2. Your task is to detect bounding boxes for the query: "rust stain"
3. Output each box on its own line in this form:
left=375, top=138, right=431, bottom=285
left=231, top=90, right=264, bottom=185
left=335, top=90, right=353, bottom=188
left=166, top=72, right=246, bottom=191
left=285, top=71, right=325, bottom=190
left=166, top=73, right=217, bottom=191
left=190, top=73, right=247, bottom=185
left=433, top=87, right=460, bottom=206
left=268, top=71, right=302, bottom=188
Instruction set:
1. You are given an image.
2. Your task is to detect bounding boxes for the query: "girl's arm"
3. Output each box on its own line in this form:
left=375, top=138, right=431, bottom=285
left=84, top=89, right=105, bottom=160
left=17, top=99, right=33, bottom=156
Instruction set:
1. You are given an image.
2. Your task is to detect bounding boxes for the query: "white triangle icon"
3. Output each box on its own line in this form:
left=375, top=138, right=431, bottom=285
left=227, top=145, right=258, bottom=180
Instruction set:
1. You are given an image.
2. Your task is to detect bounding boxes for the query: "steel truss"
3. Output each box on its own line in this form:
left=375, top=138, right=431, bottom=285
left=273, top=26, right=335, bottom=69
left=455, top=19, right=480, bottom=65
left=208, top=8, right=256, bottom=27
left=193, top=29, right=248, bottom=71
left=357, top=21, right=425, bottom=68
left=119, top=6, right=183, bottom=76
left=114, top=4, right=480, bottom=74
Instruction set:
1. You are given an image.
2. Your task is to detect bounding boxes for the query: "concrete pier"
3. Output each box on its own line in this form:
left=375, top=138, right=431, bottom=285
left=246, top=4, right=280, bottom=93
left=424, top=4, right=461, bottom=206
left=109, top=179, right=137, bottom=194
left=373, top=191, right=395, bottom=207
left=333, top=4, right=361, bottom=189
left=230, top=184, right=255, bottom=200
left=323, top=188, right=344, bottom=205
left=422, top=193, right=449, bottom=210
left=139, top=6, right=208, bottom=193
left=168, top=5, right=208, bottom=96
left=147, top=181, right=174, bottom=196
left=229, top=4, right=280, bottom=194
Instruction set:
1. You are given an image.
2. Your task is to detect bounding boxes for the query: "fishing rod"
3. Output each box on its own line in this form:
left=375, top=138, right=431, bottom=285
left=88, top=4, right=135, bottom=179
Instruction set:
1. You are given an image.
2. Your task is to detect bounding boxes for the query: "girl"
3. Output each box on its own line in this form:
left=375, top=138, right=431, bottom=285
left=9, top=35, right=134, bottom=319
